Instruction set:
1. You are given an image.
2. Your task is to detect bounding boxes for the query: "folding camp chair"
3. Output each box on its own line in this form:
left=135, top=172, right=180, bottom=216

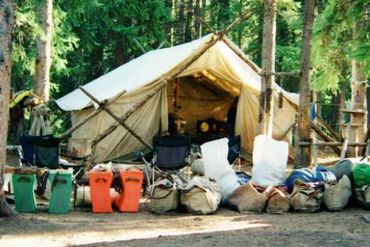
left=228, top=135, right=242, bottom=171
left=20, top=135, right=58, bottom=168
left=142, top=134, right=191, bottom=187
left=19, top=134, right=84, bottom=173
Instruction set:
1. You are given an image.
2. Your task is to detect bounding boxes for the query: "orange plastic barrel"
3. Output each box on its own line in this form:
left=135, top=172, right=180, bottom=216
left=89, top=171, right=113, bottom=213
left=114, top=170, right=144, bottom=213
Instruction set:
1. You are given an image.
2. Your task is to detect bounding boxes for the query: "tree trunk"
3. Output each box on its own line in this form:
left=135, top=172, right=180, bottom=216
left=257, top=0, right=276, bottom=136
left=338, top=81, right=346, bottom=131
left=178, top=0, right=186, bottom=43
left=294, top=0, right=315, bottom=168
left=348, top=59, right=367, bottom=157
left=0, top=0, right=15, bottom=217
left=194, top=0, right=201, bottom=38
left=34, top=0, right=53, bottom=103
left=314, top=91, right=321, bottom=117
left=170, top=0, right=177, bottom=45
left=114, top=39, right=126, bottom=67
left=184, top=0, right=193, bottom=42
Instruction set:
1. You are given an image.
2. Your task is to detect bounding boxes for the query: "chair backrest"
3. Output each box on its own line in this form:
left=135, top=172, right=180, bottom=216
left=153, top=135, right=191, bottom=170
left=227, top=135, right=241, bottom=164
left=20, top=135, right=59, bottom=168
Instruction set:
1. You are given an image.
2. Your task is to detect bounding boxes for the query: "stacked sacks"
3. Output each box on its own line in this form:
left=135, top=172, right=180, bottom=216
left=290, top=180, right=324, bottom=213
left=266, top=187, right=290, bottom=214
left=228, top=182, right=270, bottom=213
left=200, top=138, right=240, bottom=203
left=352, top=163, right=370, bottom=210
left=180, top=176, right=221, bottom=215
left=229, top=135, right=290, bottom=214
left=323, top=175, right=352, bottom=211
left=148, top=176, right=180, bottom=213
left=285, top=167, right=336, bottom=193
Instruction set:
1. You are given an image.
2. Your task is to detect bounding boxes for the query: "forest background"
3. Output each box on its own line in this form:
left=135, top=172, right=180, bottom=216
left=9, top=0, right=370, bottom=134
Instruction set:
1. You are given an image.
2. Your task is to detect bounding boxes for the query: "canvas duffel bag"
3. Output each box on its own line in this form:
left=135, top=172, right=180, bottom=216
left=148, top=178, right=179, bottom=213
left=290, top=180, right=323, bottom=213
left=180, top=176, right=221, bottom=215
left=228, top=182, right=270, bottom=213
left=323, top=175, right=351, bottom=211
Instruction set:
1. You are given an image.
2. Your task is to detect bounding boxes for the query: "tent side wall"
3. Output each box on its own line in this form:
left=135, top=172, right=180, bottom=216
left=71, top=81, right=168, bottom=162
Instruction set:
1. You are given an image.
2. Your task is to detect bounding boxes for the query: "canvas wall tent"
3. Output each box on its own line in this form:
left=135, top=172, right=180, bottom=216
left=56, top=34, right=299, bottom=162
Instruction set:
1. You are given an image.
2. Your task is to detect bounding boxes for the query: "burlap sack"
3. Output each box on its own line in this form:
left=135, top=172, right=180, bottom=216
left=266, top=188, right=290, bottom=214
left=354, top=185, right=370, bottom=210
left=228, top=182, right=270, bottom=213
left=290, top=180, right=323, bottom=213
left=323, top=175, right=351, bottom=211
left=180, top=176, right=221, bottom=215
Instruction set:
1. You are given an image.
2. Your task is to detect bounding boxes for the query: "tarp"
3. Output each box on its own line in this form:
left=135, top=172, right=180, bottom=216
left=56, top=34, right=299, bottom=162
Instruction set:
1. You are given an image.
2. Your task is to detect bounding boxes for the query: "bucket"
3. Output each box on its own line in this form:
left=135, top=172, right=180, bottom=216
left=12, top=174, right=37, bottom=213
left=114, top=170, right=143, bottom=212
left=48, top=170, right=73, bottom=214
left=89, top=171, right=113, bottom=213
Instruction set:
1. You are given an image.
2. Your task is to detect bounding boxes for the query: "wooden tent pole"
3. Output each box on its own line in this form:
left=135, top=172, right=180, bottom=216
left=58, top=89, right=127, bottom=140
left=311, top=122, right=341, bottom=155
left=299, top=142, right=366, bottom=147
left=223, top=9, right=254, bottom=35
left=315, top=114, right=342, bottom=142
left=221, top=37, right=261, bottom=74
left=79, top=87, right=153, bottom=150
left=277, top=121, right=296, bottom=141
left=295, top=0, right=316, bottom=168
left=91, top=84, right=166, bottom=147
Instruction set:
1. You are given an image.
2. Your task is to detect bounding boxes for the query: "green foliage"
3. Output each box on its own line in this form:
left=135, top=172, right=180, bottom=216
left=312, top=0, right=370, bottom=92
left=9, top=0, right=368, bottom=135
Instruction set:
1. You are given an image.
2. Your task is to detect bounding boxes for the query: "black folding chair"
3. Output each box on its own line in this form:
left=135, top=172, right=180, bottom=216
left=20, top=135, right=58, bottom=168
left=143, top=135, right=191, bottom=186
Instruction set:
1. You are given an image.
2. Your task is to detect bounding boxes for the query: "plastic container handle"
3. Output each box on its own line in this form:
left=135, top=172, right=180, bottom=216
left=17, top=176, right=31, bottom=183
left=53, top=177, right=68, bottom=185
left=125, top=177, right=140, bottom=183
left=95, top=178, right=108, bottom=183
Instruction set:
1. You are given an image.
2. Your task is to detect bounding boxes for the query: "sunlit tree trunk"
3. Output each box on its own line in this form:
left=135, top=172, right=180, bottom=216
left=34, top=0, right=53, bottom=102
left=194, top=0, right=201, bottom=38
left=257, top=0, right=276, bottom=136
left=0, top=0, right=15, bottom=217
left=184, top=0, right=193, bottom=41
left=295, top=0, right=315, bottom=168
left=348, top=59, right=367, bottom=157
left=178, top=0, right=185, bottom=43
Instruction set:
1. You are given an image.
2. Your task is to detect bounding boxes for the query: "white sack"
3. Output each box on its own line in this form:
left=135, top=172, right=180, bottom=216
left=201, top=138, right=239, bottom=202
left=252, top=135, right=289, bottom=187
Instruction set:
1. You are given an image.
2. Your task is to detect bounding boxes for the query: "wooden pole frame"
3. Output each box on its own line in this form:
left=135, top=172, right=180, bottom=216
left=91, top=84, right=166, bottom=148
left=79, top=87, right=153, bottom=150
left=58, top=89, right=127, bottom=140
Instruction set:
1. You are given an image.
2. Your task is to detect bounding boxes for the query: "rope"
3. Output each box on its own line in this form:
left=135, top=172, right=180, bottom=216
left=29, top=104, right=51, bottom=136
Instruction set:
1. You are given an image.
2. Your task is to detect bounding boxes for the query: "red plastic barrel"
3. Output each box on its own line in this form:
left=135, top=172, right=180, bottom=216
left=114, top=170, right=143, bottom=213
left=89, top=171, right=113, bottom=213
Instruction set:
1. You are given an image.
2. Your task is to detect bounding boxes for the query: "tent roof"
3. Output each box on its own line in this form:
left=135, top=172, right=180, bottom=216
left=56, top=34, right=298, bottom=111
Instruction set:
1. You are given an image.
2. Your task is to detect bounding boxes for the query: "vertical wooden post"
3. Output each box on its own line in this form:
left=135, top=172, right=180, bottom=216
left=34, top=0, right=53, bottom=102
left=0, top=0, right=15, bottom=217
left=295, top=0, right=315, bottom=168
left=258, top=0, right=276, bottom=136
left=348, top=59, right=367, bottom=157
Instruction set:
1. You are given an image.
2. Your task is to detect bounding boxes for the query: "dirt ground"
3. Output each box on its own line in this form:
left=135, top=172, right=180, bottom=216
left=0, top=204, right=369, bottom=247
left=2, top=151, right=369, bottom=247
